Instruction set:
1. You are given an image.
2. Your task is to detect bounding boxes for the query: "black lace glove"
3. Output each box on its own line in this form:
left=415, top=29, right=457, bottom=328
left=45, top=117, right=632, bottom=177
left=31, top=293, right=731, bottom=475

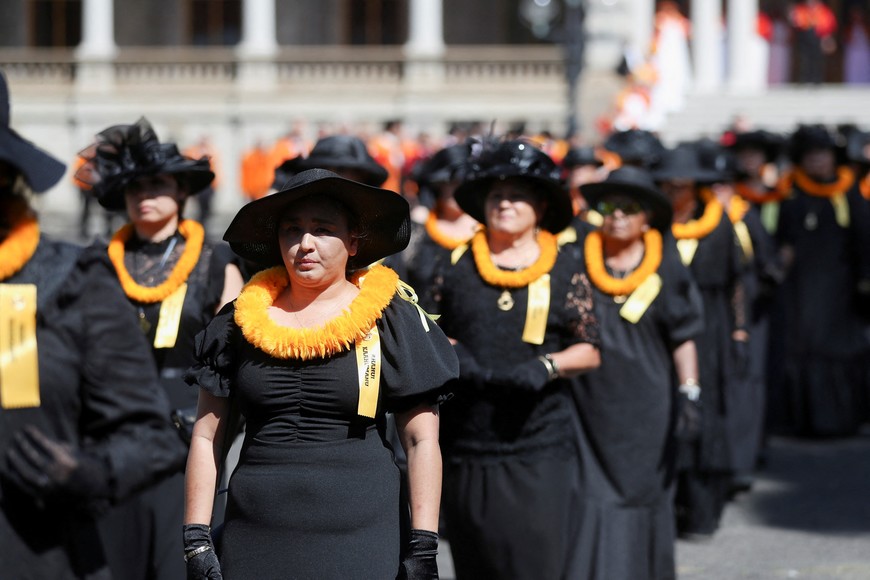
left=488, top=357, right=551, bottom=392
left=453, top=342, right=492, bottom=388
left=398, top=529, right=439, bottom=580
left=5, top=425, right=111, bottom=502
left=183, top=524, right=223, bottom=580
left=675, top=390, right=703, bottom=443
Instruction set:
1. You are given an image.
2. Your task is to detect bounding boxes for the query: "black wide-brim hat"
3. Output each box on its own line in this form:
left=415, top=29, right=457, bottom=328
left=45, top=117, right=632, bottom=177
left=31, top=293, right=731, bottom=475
left=603, top=129, right=666, bottom=169
left=224, top=168, right=410, bottom=270
left=652, top=143, right=725, bottom=184
left=454, top=140, right=573, bottom=233
left=81, top=117, right=215, bottom=211
left=274, top=134, right=389, bottom=189
left=788, top=123, right=844, bottom=164
left=729, top=130, right=785, bottom=162
left=0, top=71, right=66, bottom=193
left=581, top=165, right=673, bottom=231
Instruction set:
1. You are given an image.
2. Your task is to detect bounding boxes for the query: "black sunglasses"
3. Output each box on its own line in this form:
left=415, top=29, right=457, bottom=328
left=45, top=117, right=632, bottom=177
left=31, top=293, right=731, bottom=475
left=596, top=200, right=646, bottom=216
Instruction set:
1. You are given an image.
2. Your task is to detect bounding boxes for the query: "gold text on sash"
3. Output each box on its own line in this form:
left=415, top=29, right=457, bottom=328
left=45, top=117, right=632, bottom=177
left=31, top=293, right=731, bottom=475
left=522, top=274, right=551, bottom=345
left=0, top=284, right=41, bottom=409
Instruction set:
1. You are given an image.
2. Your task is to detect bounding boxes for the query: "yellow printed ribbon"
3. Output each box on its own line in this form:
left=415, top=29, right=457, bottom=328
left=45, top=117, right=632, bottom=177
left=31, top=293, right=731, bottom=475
left=619, top=273, right=662, bottom=324
left=760, top=202, right=780, bottom=235
left=153, top=282, right=188, bottom=348
left=556, top=226, right=578, bottom=247
left=355, top=326, right=381, bottom=419
left=831, top=194, right=850, bottom=228
left=450, top=244, right=469, bottom=265
left=733, top=221, right=755, bottom=262
left=0, top=284, right=41, bottom=409
left=395, top=280, right=439, bottom=332
left=522, top=274, right=551, bottom=345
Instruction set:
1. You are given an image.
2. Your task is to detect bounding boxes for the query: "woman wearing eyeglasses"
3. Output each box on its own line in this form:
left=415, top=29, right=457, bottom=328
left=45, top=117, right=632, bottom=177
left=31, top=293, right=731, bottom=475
left=572, top=167, right=703, bottom=580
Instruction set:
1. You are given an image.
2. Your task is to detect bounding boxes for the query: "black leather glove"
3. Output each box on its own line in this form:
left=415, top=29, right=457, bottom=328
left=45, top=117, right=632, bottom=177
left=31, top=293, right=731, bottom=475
left=675, top=391, right=703, bottom=443
left=488, top=357, right=551, bottom=392
left=183, top=524, right=223, bottom=580
left=5, top=425, right=111, bottom=502
left=398, top=529, right=439, bottom=580
left=452, top=342, right=492, bottom=388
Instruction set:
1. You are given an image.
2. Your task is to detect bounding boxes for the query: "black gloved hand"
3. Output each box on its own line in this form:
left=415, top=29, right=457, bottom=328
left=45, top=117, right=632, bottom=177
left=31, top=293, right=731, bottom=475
left=398, top=529, right=439, bottom=580
left=183, top=524, right=223, bottom=580
left=452, top=342, right=492, bottom=388
left=5, top=425, right=111, bottom=502
left=675, top=392, right=703, bottom=443
left=488, top=357, right=551, bottom=392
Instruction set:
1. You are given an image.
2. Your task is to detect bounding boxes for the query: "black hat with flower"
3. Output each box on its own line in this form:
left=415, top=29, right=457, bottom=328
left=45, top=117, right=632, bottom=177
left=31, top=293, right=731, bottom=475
left=454, top=139, right=572, bottom=233
left=78, top=117, right=215, bottom=211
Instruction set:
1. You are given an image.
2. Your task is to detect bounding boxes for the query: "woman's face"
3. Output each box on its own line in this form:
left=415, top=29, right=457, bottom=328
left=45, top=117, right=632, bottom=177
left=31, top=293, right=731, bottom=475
left=277, top=196, right=359, bottom=287
left=799, top=148, right=836, bottom=180
left=660, top=179, right=696, bottom=213
left=735, top=148, right=767, bottom=178
left=124, top=174, right=185, bottom=225
left=598, top=193, right=650, bottom=242
left=484, top=179, right=545, bottom=236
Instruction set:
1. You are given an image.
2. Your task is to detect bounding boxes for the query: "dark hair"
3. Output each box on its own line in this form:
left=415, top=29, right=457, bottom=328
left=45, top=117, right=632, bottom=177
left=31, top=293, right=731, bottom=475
left=277, top=194, right=369, bottom=251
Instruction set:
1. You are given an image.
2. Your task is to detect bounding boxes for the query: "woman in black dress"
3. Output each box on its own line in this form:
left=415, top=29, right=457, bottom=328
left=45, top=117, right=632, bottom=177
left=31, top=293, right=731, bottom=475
left=0, top=71, right=185, bottom=580
left=183, top=168, right=458, bottom=579
left=654, top=143, right=749, bottom=537
left=774, top=124, right=870, bottom=436
left=79, top=117, right=244, bottom=580
left=573, top=166, right=703, bottom=580
left=425, top=140, right=601, bottom=580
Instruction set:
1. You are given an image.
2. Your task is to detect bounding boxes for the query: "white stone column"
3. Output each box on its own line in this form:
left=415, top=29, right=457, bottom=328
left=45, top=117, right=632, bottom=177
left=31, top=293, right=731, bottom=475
left=404, top=0, right=445, bottom=58
left=627, top=0, right=655, bottom=59
left=236, top=0, right=278, bottom=89
left=76, top=0, right=117, bottom=59
left=691, top=0, right=723, bottom=93
left=728, top=0, right=765, bottom=93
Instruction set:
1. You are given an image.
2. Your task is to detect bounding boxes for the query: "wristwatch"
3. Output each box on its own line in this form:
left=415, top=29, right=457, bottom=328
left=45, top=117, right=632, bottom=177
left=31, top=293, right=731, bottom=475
left=679, top=378, right=701, bottom=401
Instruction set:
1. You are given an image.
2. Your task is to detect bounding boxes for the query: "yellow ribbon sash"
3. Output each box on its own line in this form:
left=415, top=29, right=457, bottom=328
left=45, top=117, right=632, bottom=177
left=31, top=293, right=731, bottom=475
left=153, top=283, right=188, bottom=349
left=355, top=326, right=381, bottom=419
left=733, top=221, right=755, bottom=262
left=676, top=238, right=700, bottom=266
left=619, top=273, right=662, bottom=324
left=451, top=244, right=469, bottom=265
left=760, top=202, right=780, bottom=235
left=831, top=194, right=850, bottom=228
left=522, top=274, right=551, bottom=345
left=0, top=284, right=40, bottom=409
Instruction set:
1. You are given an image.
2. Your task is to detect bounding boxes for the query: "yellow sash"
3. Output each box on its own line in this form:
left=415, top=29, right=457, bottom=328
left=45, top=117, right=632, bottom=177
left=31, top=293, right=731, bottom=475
left=522, top=274, right=551, bottom=345
left=355, top=326, right=381, bottom=419
left=0, top=284, right=41, bottom=408
left=619, top=274, right=662, bottom=324
left=153, top=283, right=188, bottom=349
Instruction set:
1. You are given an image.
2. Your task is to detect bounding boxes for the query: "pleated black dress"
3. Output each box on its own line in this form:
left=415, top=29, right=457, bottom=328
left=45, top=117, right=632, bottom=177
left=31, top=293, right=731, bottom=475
left=0, top=239, right=186, bottom=580
left=572, top=239, right=703, bottom=580
left=186, top=277, right=458, bottom=580
left=774, top=180, right=870, bottom=436
left=674, top=210, right=746, bottom=536
left=425, top=242, right=600, bottom=580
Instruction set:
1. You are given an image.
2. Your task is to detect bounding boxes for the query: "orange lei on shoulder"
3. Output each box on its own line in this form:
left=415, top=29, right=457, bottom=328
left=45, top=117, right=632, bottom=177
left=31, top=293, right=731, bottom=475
left=727, top=195, right=750, bottom=224
left=584, top=229, right=662, bottom=296
left=859, top=173, right=870, bottom=201
left=671, top=190, right=723, bottom=240
left=736, top=182, right=788, bottom=204
left=788, top=167, right=855, bottom=198
left=234, top=264, right=398, bottom=360
left=108, top=219, right=204, bottom=303
left=0, top=197, right=40, bottom=281
left=471, top=229, right=558, bottom=288
left=425, top=212, right=472, bottom=250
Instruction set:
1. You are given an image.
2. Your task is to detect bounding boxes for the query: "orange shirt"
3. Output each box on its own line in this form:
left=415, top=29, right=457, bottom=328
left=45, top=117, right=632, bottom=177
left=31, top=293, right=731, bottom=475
left=240, top=147, right=275, bottom=201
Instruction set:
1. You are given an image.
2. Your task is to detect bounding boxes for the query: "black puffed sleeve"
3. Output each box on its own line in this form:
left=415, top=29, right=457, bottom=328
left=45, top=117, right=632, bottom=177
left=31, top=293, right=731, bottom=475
left=184, top=302, right=239, bottom=398
left=658, top=237, right=705, bottom=346
left=378, top=295, right=459, bottom=414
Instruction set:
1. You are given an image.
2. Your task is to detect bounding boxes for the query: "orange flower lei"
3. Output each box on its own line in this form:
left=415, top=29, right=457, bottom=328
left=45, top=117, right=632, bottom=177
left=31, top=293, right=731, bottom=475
left=789, top=167, right=855, bottom=198
left=471, top=229, right=558, bottom=288
left=727, top=195, right=750, bottom=224
left=584, top=229, right=662, bottom=296
left=425, top=212, right=472, bottom=250
left=108, top=219, right=204, bottom=303
left=860, top=173, right=870, bottom=201
left=234, top=264, right=398, bottom=360
left=671, top=189, right=723, bottom=240
left=0, top=197, right=40, bottom=281
left=735, top=182, right=788, bottom=204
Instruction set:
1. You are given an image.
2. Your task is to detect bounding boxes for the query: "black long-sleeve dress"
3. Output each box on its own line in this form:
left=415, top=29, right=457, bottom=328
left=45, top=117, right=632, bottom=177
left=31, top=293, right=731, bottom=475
left=425, top=238, right=600, bottom=580
left=573, top=234, right=704, bottom=580
left=0, top=239, right=186, bottom=580
left=774, top=174, right=870, bottom=436
left=186, top=265, right=458, bottom=580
